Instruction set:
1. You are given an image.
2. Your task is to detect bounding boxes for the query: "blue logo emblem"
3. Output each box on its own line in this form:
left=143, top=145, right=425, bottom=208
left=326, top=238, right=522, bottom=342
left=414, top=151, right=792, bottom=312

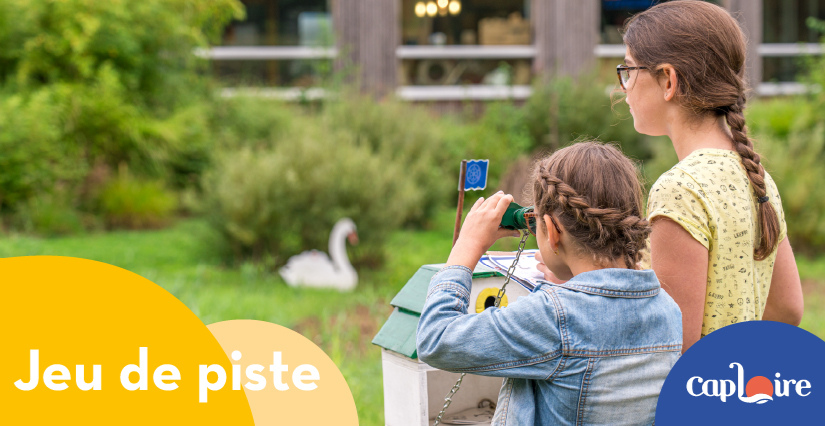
left=462, top=160, right=488, bottom=191
left=656, top=321, right=825, bottom=425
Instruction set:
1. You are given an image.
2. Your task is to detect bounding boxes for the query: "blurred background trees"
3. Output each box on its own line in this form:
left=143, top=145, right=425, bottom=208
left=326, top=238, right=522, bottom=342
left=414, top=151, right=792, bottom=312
left=0, top=0, right=823, bottom=263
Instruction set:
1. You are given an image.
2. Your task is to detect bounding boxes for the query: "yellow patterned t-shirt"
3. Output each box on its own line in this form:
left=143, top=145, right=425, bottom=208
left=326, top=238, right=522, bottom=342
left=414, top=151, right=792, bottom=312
left=646, top=148, right=787, bottom=338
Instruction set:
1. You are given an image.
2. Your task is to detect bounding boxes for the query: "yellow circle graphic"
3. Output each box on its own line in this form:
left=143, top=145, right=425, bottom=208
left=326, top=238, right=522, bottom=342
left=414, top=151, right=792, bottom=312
left=476, top=287, right=508, bottom=313
left=208, top=320, right=358, bottom=425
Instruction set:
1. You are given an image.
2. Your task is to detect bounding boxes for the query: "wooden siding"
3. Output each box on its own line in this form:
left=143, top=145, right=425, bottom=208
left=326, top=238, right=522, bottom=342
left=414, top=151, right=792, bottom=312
left=331, top=0, right=399, bottom=96
left=532, top=0, right=599, bottom=79
left=723, top=0, right=764, bottom=91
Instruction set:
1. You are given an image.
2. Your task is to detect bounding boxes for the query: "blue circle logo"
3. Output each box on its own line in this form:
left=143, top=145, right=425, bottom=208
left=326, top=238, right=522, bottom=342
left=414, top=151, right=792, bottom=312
left=467, top=164, right=481, bottom=185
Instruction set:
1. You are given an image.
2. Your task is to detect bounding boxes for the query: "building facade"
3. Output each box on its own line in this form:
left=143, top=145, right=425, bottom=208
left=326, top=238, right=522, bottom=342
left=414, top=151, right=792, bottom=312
left=209, top=0, right=825, bottom=101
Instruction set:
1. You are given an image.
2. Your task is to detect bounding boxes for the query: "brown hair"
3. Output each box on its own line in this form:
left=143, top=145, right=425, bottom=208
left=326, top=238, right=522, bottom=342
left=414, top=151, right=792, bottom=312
left=622, top=0, right=779, bottom=260
left=532, top=142, right=651, bottom=269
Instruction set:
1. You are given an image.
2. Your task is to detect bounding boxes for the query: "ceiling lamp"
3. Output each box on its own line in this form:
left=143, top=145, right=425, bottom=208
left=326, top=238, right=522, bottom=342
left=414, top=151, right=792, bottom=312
left=426, top=1, right=437, bottom=17
left=417, top=0, right=460, bottom=18
left=414, top=2, right=426, bottom=18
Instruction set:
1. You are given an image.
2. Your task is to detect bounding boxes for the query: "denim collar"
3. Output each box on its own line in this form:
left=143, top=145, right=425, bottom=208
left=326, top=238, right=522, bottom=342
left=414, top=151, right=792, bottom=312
left=537, top=268, right=661, bottom=298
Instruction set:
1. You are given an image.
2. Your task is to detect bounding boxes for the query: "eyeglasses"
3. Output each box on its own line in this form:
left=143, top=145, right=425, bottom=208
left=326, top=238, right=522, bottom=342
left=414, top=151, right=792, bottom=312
left=523, top=212, right=561, bottom=236
left=616, top=64, right=649, bottom=91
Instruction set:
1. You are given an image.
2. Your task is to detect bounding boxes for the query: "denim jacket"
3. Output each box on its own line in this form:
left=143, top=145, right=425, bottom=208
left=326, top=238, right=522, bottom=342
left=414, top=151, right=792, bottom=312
left=416, top=265, right=682, bottom=425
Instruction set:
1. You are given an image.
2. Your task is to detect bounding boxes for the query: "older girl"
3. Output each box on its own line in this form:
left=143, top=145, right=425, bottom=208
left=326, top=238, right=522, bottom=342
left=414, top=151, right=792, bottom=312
left=620, top=0, right=803, bottom=351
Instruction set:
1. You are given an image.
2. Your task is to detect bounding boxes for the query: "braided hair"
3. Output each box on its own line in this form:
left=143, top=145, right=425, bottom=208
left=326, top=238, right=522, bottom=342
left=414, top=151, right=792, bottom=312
left=623, top=0, right=779, bottom=260
left=532, top=142, right=651, bottom=269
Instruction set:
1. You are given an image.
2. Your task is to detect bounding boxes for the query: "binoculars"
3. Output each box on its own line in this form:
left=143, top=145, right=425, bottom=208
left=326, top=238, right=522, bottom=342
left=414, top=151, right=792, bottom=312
left=500, top=202, right=536, bottom=232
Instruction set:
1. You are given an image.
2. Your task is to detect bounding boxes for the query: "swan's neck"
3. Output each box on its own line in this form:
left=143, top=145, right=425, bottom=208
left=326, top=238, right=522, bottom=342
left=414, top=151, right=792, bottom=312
left=329, top=224, right=355, bottom=273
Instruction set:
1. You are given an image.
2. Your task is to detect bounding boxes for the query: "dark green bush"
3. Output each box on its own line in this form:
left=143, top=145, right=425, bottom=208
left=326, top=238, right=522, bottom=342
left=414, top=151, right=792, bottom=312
left=746, top=97, right=816, bottom=138
left=208, top=95, right=296, bottom=152
left=0, top=0, right=241, bottom=229
left=320, top=92, right=458, bottom=224
left=202, top=131, right=421, bottom=266
left=96, top=168, right=178, bottom=229
left=0, top=0, right=242, bottom=111
left=0, top=86, right=86, bottom=211
left=444, top=101, right=533, bottom=194
left=11, top=194, right=88, bottom=236
left=522, top=75, right=649, bottom=160
left=758, top=124, right=825, bottom=251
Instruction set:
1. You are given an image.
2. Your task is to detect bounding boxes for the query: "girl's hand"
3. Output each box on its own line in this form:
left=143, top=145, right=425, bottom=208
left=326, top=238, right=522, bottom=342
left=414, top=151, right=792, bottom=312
left=534, top=251, right=568, bottom=284
left=446, top=192, right=521, bottom=269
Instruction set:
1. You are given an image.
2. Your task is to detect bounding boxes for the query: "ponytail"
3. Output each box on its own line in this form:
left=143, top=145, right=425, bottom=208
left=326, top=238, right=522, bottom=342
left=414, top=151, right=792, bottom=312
left=724, top=95, right=780, bottom=260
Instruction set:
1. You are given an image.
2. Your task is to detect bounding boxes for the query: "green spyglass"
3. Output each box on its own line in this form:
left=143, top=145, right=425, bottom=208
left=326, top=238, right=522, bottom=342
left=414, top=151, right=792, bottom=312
left=500, top=202, right=537, bottom=235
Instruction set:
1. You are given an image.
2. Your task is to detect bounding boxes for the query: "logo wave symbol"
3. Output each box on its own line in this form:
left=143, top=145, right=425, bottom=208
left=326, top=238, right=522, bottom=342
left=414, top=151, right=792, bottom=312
left=740, top=393, right=773, bottom=404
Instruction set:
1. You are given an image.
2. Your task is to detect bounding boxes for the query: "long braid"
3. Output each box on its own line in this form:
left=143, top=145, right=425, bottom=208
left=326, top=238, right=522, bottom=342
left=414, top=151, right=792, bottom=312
left=536, top=158, right=651, bottom=270
left=725, top=94, right=780, bottom=260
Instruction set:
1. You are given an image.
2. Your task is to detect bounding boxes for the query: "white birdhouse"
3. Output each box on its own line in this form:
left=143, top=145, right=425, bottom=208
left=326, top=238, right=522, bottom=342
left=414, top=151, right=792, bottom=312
left=372, top=261, right=533, bottom=426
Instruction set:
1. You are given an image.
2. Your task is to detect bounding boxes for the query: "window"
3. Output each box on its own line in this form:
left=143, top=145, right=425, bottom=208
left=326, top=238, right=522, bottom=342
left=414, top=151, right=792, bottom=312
left=600, top=0, right=719, bottom=44
left=213, top=0, right=332, bottom=87
left=401, top=0, right=529, bottom=46
left=763, top=0, right=825, bottom=43
left=221, top=0, right=331, bottom=47
left=399, top=0, right=533, bottom=91
left=762, top=0, right=825, bottom=82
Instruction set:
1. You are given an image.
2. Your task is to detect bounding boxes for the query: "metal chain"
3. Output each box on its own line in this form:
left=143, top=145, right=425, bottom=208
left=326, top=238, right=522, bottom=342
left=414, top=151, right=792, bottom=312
left=495, top=231, right=530, bottom=308
left=433, top=230, right=530, bottom=426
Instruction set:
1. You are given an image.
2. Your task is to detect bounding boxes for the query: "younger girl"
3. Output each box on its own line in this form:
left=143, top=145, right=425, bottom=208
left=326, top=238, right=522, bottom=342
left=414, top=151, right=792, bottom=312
left=417, top=142, right=682, bottom=425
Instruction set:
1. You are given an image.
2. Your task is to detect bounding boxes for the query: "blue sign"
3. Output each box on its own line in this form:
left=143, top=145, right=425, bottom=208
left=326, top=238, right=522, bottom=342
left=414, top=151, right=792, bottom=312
left=462, top=160, right=489, bottom=191
left=656, top=321, right=825, bottom=425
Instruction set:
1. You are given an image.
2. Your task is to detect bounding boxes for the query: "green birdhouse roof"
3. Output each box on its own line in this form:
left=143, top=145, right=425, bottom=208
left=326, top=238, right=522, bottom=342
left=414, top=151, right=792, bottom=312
left=371, top=263, right=500, bottom=359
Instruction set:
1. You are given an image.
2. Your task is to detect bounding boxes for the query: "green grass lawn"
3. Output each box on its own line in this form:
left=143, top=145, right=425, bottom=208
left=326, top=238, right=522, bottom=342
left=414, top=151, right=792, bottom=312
left=1, top=212, right=823, bottom=425
left=0, top=214, right=459, bottom=426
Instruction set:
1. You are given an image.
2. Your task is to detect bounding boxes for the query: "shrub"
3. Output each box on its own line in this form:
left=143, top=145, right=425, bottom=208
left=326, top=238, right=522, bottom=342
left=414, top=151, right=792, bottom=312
left=758, top=124, right=825, bottom=251
left=0, top=86, right=87, bottom=212
left=746, top=97, right=816, bottom=138
left=11, top=194, right=88, bottom=237
left=443, top=101, right=533, bottom=197
left=0, top=0, right=242, bottom=111
left=96, top=169, right=178, bottom=229
left=320, top=92, right=457, bottom=225
left=208, top=95, right=297, bottom=152
left=201, top=125, right=426, bottom=266
left=522, top=75, right=649, bottom=161
left=0, top=0, right=242, bottom=225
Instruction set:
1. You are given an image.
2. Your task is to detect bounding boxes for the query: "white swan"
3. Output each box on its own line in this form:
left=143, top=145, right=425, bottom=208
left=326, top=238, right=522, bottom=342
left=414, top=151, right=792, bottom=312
left=278, top=218, right=359, bottom=291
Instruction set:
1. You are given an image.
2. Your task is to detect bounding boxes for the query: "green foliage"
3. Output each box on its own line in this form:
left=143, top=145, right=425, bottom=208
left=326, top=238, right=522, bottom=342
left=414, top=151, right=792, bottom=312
left=0, top=0, right=243, bottom=111
left=522, top=75, right=648, bottom=160
left=320, top=93, right=457, bottom=224
left=11, top=194, right=88, bottom=236
left=203, top=135, right=419, bottom=265
left=453, top=102, right=534, bottom=191
left=208, top=95, right=297, bottom=151
left=96, top=169, right=178, bottom=229
left=746, top=97, right=816, bottom=138
left=0, top=0, right=241, bottom=229
left=0, top=86, right=87, bottom=211
left=805, top=17, right=825, bottom=114
left=758, top=124, right=825, bottom=251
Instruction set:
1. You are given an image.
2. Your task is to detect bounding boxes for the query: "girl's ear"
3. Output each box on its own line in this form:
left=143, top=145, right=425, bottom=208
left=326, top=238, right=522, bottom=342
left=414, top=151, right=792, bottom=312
left=660, top=65, right=678, bottom=101
left=542, top=214, right=561, bottom=252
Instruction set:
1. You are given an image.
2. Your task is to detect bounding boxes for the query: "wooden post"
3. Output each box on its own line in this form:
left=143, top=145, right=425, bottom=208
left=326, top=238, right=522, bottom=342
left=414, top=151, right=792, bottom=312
left=722, top=0, right=763, bottom=91
left=532, top=0, right=599, bottom=79
left=453, top=160, right=467, bottom=247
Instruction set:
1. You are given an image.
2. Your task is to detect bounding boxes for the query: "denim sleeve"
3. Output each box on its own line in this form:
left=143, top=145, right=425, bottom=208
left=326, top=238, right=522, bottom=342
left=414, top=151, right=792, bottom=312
left=416, top=265, right=563, bottom=380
